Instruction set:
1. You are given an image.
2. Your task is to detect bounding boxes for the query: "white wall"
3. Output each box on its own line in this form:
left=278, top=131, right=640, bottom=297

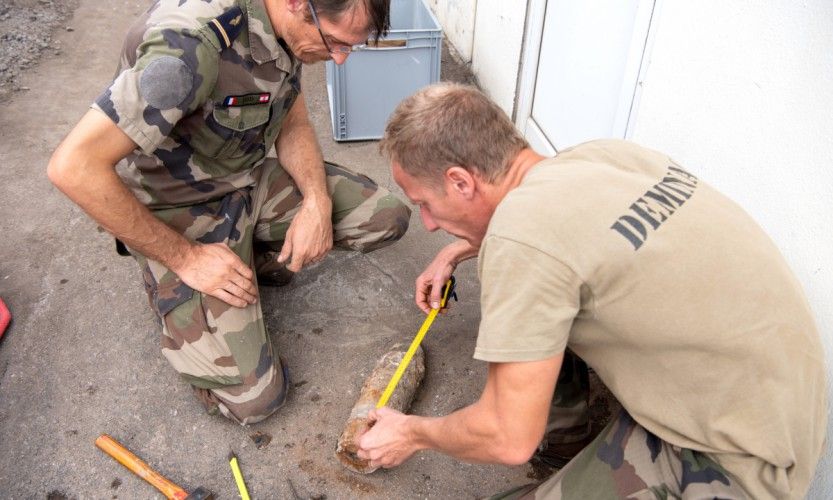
left=631, top=1, right=833, bottom=497
left=424, top=0, right=477, bottom=62
left=469, top=0, right=525, bottom=114
left=424, top=0, right=525, bottom=114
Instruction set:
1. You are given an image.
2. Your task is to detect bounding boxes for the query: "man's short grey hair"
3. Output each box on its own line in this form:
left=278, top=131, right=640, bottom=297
left=380, top=83, right=529, bottom=185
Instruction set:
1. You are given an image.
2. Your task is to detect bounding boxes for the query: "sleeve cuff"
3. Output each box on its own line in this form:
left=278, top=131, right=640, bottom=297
left=90, top=103, right=157, bottom=154
left=473, top=343, right=567, bottom=363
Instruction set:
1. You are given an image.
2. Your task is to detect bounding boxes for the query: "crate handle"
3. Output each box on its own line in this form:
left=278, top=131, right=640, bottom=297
left=360, top=39, right=407, bottom=50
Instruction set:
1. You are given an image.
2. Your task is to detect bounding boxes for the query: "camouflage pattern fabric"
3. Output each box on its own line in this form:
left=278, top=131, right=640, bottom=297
left=543, top=349, right=591, bottom=447
left=490, top=410, right=747, bottom=499
left=94, top=0, right=302, bottom=208
left=134, top=158, right=410, bottom=424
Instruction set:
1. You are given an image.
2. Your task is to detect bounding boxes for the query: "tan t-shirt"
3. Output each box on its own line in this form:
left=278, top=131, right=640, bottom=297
left=475, top=140, right=827, bottom=498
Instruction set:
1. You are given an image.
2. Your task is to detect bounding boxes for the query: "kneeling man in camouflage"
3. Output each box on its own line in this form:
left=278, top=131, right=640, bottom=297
left=48, top=0, right=410, bottom=424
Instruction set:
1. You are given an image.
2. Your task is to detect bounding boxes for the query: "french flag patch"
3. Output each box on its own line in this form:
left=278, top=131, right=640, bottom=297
left=222, top=92, right=271, bottom=107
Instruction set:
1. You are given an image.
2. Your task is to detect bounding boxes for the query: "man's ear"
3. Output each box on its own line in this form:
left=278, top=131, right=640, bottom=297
left=285, top=0, right=305, bottom=14
left=445, top=166, right=477, bottom=199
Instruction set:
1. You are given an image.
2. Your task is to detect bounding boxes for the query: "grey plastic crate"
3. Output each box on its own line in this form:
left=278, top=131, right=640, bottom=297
left=325, top=0, right=442, bottom=141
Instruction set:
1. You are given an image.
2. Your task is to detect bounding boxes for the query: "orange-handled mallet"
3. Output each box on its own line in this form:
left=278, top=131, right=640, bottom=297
left=95, top=434, right=213, bottom=500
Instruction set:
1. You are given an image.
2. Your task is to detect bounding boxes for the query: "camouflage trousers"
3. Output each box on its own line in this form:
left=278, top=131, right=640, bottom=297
left=544, top=349, right=592, bottom=448
left=134, top=159, right=410, bottom=425
left=491, top=351, right=746, bottom=499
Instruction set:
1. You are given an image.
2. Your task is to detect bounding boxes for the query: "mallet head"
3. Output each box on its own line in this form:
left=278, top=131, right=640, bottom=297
left=184, top=487, right=214, bottom=500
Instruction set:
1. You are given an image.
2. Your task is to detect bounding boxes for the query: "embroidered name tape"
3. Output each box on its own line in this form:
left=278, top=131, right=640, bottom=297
left=221, top=93, right=271, bottom=107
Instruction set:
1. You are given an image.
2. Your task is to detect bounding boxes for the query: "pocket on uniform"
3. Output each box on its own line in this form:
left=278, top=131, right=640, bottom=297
left=189, top=102, right=272, bottom=160
left=209, top=103, right=271, bottom=159
left=213, top=102, right=271, bottom=132
left=143, top=272, right=195, bottom=318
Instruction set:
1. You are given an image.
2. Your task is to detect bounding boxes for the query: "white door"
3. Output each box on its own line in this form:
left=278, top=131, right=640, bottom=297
left=516, top=0, right=659, bottom=154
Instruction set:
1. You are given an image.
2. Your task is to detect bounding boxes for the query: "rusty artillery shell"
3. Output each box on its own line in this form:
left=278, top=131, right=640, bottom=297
left=335, top=344, right=425, bottom=474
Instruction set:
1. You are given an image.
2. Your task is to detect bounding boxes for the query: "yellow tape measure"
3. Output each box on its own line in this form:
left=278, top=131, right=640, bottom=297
left=228, top=452, right=250, bottom=500
left=376, top=277, right=457, bottom=408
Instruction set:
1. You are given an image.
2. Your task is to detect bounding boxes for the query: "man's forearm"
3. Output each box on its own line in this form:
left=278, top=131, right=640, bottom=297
left=276, top=98, right=331, bottom=210
left=444, top=239, right=481, bottom=265
left=50, top=154, right=192, bottom=271
left=50, top=109, right=258, bottom=308
left=409, top=403, right=517, bottom=464
left=271, top=92, right=335, bottom=271
left=47, top=109, right=194, bottom=271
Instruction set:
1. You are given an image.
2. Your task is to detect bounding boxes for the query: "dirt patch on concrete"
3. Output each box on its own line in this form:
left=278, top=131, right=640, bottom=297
left=0, top=0, right=80, bottom=101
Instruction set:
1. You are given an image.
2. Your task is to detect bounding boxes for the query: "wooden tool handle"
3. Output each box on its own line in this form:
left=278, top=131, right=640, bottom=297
left=365, top=39, right=406, bottom=48
left=95, top=434, right=188, bottom=500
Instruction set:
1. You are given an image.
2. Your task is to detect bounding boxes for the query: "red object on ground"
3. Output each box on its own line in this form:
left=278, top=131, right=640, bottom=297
left=0, top=298, right=10, bottom=340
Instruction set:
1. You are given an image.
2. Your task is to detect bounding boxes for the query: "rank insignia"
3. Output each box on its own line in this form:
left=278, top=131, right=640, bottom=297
left=222, top=93, right=271, bottom=107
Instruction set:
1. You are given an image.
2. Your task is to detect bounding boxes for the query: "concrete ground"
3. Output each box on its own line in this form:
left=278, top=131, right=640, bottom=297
left=0, top=1, right=549, bottom=498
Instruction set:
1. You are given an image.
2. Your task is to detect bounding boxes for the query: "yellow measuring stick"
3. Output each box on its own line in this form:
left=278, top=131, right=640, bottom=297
left=376, top=277, right=456, bottom=408
left=228, top=451, right=251, bottom=500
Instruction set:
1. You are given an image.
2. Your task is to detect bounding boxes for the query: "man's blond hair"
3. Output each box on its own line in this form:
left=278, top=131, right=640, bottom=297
left=380, top=83, right=528, bottom=185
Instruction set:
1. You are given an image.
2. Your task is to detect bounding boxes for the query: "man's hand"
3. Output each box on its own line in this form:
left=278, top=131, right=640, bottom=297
left=277, top=196, right=333, bottom=273
left=356, top=407, right=418, bottom=469
left=416, top=240, right=479, bottom=313
left=173, top=242, right=258, bottom=308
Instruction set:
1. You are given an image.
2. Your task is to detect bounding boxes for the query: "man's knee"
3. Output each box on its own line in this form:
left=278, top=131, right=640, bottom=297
left=359, top=193, right=411, bottom=251
left=194, top=360, right=290, bottom=425
left=217, top=385, right=287, bottom=425
left=325, top=162, right=412, bottom=250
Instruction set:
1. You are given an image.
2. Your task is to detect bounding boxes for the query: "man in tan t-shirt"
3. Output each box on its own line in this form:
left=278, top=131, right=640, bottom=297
left=355, top=83, right=827, bottom=499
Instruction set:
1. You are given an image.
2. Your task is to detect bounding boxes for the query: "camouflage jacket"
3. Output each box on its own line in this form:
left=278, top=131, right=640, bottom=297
left=93, top=0, right=302, bottom=209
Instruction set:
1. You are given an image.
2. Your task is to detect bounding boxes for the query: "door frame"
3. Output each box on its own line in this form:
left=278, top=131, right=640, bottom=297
left=514, top=0, right=663, bottom=154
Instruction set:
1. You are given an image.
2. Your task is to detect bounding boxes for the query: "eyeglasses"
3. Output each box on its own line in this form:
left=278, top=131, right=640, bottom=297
left=307, top=0, right=364, bottom=55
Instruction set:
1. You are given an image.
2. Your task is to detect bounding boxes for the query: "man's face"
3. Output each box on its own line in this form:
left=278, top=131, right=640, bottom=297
left=283, top=0, right=370, bottom=65
left=392, top=161, right=491, bottom=246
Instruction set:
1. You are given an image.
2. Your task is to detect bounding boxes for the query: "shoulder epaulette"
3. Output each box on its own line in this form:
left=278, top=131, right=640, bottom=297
left=207, top=6, right=245, bottom=51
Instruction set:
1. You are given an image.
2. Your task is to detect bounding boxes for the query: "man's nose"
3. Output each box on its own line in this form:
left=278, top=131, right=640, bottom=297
left=331, top=51, right=349, bottom=65
left=420, top=209, right=438, bottom=232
